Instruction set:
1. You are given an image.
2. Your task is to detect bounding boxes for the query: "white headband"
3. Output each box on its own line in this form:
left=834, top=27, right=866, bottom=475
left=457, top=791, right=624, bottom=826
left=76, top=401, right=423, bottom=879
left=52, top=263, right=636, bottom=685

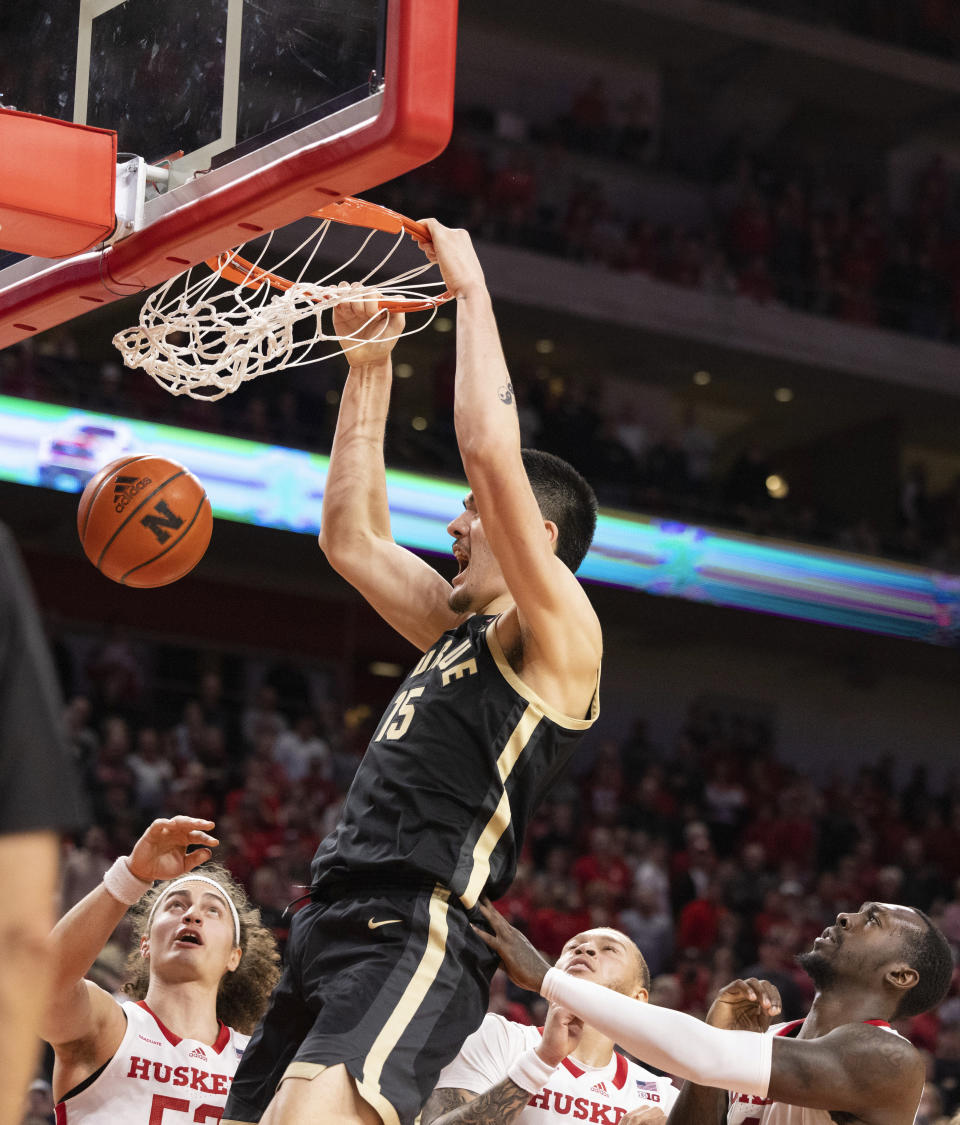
left=147, top=874, right=241, bottom=945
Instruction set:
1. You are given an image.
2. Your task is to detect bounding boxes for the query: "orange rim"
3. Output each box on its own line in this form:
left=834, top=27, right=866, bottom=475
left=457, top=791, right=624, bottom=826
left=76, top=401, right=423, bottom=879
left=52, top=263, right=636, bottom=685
left=206, top=196, right=450, bottom=312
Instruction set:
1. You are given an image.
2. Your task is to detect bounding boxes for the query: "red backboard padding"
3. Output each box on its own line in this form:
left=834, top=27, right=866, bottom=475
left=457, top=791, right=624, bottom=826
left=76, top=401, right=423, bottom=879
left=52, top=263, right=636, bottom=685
left=0, top=0, right=457, bottom=347
left=0, top=109, right=116, bottom=258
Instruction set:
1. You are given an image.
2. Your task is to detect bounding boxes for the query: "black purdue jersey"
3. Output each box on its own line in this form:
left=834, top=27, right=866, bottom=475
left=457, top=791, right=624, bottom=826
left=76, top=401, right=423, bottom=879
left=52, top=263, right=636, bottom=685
left=311, top=614, right=599, bottom=907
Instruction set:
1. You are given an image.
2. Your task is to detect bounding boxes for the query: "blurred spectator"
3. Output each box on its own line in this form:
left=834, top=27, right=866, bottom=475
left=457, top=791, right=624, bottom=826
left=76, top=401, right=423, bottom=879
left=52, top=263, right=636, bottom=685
left=486, top=969, right=533, bottom=1025
left=59, top=825, right=111, bottom=914
left=916, top=1083, right=951, bottom=1125
left=125, top=726, right=173, bottom=815
left=571, top=825, right=633, bottom=907
left=933, top=1018, right=960, bottom=1114
left=63, top=694, right=98, bottom=771
left=676, top=877, right=728, bottom=952
left=528, top=879, right=590, bottom=959
left=633, top=833, right=673, bottom=915
left=20, top=1079, right=55, bottom=1125
left=740, top=929, right=807, bottom=1022
left=84, top=624, right=145, bottom=719
left=562, top=77, right=613, bottom=154
left=272, top=710, right=331, bottom=784
left=241, top=683, right=289, bottom=750
left=529, top=800, right=578, bottom=870
left=702, top=759, right=748, bottom=855
left=678, top=405, right=717, bottom=497
left=726, top=841, right=777, bottom=918
left=618, top=884, right=674, bottom=978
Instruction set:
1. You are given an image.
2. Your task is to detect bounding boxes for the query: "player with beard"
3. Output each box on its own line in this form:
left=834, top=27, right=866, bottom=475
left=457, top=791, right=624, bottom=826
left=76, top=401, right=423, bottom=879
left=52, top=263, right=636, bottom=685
left=474, top=899, right=953, bottom=1125
left=223, top=221, right=602, bottom=1125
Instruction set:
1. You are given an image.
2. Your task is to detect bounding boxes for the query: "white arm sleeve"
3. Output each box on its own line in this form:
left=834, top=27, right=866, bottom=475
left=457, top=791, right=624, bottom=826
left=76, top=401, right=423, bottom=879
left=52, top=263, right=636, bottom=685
left=541, top=968, right=772, bottom=1098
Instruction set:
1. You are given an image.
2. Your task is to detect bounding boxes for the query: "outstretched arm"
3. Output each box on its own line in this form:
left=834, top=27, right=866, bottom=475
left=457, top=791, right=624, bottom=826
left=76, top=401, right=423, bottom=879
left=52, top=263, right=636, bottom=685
left=42, top=817, right=217, bottom=1060
left=319, top=287, right=462, bottom=651
left=477, top=900, right=922, bottom=1124
left=418, top=225, right=601, bottom=704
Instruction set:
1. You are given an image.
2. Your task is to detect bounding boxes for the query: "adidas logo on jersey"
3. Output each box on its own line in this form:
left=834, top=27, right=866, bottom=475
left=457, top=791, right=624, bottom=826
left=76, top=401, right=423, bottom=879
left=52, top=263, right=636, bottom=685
left=138, top=1034, right=163, bottom=1046
left=590, top=1082, right=609, bottom=1096
left=188, top=1046, right=207, bottom=1059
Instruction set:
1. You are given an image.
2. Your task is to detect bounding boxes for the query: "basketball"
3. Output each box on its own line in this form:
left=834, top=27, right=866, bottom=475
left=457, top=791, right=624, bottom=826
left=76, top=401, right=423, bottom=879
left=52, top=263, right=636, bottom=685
left=77, top=455, right=213, bottom=587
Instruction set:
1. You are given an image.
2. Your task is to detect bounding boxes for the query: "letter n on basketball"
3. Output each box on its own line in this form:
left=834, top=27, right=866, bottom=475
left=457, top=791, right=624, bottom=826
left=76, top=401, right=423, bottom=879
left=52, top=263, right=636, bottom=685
left=141, top=501, right=185, bottom=544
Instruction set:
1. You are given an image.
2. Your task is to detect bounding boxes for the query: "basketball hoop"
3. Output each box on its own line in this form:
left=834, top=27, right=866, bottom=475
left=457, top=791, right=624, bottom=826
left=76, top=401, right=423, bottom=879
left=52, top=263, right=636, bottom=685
left=112, top=198, right=452, bottom=401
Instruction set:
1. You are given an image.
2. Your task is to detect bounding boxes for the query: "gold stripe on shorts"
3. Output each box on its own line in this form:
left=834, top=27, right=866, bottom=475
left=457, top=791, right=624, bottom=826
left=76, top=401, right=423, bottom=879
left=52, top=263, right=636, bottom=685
left=361, top=885, right=451, bottom=1108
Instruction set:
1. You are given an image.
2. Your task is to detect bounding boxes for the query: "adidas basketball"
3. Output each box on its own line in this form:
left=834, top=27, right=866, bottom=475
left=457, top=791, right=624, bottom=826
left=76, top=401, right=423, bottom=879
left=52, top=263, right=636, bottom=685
left=77, top=455, right=213, bottom=587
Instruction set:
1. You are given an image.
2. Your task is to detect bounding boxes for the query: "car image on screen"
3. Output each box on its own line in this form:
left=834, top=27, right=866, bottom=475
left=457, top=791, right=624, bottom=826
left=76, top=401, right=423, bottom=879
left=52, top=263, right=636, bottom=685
left=36, top=415, right=134, bottom=491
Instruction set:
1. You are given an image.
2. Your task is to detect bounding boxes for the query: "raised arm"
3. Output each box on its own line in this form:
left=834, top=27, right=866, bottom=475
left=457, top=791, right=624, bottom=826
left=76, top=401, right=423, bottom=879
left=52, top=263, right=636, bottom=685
left=418, top=225, right=601, bottom=700
left=476, top=901, right=922, bottom=1125
left=43, top=818, right=218, bottom=1084
left=319, top=287, right=462, bottom=651
left=551, top=971, right=922, bottom=1122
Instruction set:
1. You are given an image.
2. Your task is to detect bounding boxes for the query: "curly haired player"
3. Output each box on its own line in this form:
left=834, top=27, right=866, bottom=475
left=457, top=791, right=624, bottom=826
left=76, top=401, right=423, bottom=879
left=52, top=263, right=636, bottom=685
left=40, top=816, right=279, bottom=1122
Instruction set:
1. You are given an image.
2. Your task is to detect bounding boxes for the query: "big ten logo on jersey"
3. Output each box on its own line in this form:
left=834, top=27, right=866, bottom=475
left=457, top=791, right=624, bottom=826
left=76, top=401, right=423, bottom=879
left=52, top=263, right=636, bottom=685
left=373, top=636, right=478, bottom=743
left=635, top=1079, right=662, bottom=1102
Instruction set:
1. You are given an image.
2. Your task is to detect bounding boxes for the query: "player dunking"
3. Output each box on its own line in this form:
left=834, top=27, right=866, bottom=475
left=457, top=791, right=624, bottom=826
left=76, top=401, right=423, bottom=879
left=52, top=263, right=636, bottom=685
left=41, top=816, right=279, bottom=1122
left=222, top=220, right=602, bottom=1125
left=476, top=899, right=953, bottom=1125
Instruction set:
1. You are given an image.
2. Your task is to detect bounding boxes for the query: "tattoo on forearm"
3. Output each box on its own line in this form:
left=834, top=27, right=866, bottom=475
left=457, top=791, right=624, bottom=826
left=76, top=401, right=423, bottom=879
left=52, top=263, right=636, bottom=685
left=497, top=380, right=515, bottom=405
left=422, top=1080, right=531, bottom=1124
left=421, top=1088, right=472, bottom=1124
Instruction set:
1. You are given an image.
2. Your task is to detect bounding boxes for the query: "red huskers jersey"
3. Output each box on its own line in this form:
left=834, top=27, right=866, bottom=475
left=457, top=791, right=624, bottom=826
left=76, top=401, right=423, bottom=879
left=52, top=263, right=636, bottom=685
left=435, top=1012, right=678, bottom=1122
left=56, top=1000, right=249, bottom=1124
left=726, top=1019, right=910, bottom=1125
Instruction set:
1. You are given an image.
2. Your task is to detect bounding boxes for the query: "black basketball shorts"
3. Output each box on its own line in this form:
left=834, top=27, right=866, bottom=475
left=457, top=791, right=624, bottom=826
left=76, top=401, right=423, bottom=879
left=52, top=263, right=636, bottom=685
left=222, top=883, right=498, bottom=1125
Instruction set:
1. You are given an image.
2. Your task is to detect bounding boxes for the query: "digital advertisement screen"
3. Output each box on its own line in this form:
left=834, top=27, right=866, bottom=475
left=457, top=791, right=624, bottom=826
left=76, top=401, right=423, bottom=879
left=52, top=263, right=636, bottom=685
left=1, top=394, right=957, bottom=646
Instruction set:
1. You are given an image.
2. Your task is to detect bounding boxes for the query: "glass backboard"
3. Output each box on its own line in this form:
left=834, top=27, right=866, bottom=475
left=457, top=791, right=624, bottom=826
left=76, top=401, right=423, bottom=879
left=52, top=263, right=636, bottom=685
left=0, top=0, right=457, bottom=346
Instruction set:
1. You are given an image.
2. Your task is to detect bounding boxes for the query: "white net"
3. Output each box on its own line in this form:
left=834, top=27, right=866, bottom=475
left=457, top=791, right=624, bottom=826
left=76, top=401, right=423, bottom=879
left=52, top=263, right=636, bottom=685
left=113, top=208, right=449, bottom=401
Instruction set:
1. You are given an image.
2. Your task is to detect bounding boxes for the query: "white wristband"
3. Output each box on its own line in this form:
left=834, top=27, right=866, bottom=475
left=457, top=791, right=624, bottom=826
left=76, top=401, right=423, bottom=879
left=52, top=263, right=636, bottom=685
left=507, top=1047, right=558, bottom=1094
left=103, top=856, right=153, bottom=905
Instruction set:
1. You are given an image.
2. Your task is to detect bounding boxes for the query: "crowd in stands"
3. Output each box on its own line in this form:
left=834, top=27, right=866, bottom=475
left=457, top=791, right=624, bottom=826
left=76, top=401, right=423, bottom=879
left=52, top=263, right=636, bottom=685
left=378, top=97, right=960, bottom=348
left=20, top=622, right=960, bottom=1122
